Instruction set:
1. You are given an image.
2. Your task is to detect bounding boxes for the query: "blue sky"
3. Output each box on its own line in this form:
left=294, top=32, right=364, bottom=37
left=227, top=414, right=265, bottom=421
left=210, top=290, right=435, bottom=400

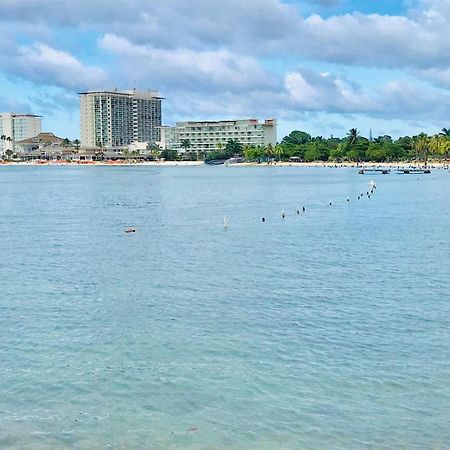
left=1, top=0, right=449, bottom=141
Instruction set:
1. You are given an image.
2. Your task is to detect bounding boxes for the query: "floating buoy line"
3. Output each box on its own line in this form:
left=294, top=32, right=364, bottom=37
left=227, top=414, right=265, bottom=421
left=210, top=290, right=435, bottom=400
left=122, top=182, right=378, bottom=233
left=222, top=182, right=378, bottom=230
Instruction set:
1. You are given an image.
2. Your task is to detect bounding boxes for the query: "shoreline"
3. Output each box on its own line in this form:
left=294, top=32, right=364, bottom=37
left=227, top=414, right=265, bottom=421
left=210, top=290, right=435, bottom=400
left=0, top=160, right=448, bottom=168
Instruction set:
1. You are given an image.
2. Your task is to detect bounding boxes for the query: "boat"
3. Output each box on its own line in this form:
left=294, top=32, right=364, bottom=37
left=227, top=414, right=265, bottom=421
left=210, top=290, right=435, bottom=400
left=205, top=159, right=227, bottom=165
left=359, top=168, right=390, bottom=174
left=397, top=168, right=431, bottom=174
left=225, top=157, right=245, bottom=165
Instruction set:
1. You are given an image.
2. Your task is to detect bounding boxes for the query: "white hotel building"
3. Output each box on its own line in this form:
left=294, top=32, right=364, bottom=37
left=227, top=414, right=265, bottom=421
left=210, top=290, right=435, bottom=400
left=79, top=89, right=163, bottom=148
left=0, top=113, right=42, bottom=154
left=159, top=119, right=277, bottom=154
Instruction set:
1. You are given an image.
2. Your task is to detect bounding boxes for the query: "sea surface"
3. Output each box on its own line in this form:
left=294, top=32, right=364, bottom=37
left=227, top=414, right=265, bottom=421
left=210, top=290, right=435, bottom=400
left=0, top=165, right=449, bottom=449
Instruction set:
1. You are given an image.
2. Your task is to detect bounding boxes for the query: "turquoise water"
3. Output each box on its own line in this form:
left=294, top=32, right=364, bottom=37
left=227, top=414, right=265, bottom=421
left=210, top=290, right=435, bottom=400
left=0, top=166, right=449, bottom=449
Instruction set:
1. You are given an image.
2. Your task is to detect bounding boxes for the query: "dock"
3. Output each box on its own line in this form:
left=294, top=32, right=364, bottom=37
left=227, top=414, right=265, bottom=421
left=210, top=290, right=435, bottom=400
left=358, top=168, right=390, bottom=174
left=397, top=168, right=431, bottom=174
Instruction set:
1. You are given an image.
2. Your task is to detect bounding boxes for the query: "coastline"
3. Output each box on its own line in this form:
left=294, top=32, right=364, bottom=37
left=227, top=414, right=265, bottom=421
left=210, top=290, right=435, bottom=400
left=0, top=160, right=448, bottom=168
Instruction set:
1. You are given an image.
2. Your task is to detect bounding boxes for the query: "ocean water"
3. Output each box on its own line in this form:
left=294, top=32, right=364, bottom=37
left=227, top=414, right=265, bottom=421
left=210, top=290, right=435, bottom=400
left=0, top=165, right=449, bottom=449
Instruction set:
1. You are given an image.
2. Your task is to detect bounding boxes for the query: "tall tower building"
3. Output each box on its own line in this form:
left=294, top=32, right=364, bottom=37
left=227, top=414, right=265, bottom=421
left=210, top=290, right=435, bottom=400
left=79, top=89, right=163, bottom=148
left=0, top=113, right=42, bottom=154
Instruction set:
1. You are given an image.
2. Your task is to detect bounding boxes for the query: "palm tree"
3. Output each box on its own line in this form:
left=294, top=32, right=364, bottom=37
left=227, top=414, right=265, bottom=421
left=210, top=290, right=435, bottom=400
left=225, top=139, right=242, bottom=156
left=274, top=144, right=284, bottom=162
left=265, top=143, right=274, bottom=161
left=1, top=135, right=6, bottom=158
left=440, top=128, right=450, bottom=137
left=414, top=133, right=430, bottom=167
left=4, top=137, right=13, bottom=160
left=73, top=139, right=80, bottom=150
left=431, top=134, right=450, bottom=161
left=150, top=145, right=161, bottom=160
left=346, top=128, right=360, bottom=145
left=62, top=138, right=71, bottom=147
left=5, top=137, right=13, bottom=157
left=442, top=137, right=450, bottom=161
left=180, top=139, right=191, bottom=155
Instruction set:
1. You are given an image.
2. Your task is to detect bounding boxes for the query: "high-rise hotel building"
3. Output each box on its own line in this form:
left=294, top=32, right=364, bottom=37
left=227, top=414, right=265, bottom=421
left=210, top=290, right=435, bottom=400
left=0, top=113, right=42, bottom=154
left=79, top=89, right=163, bottom=148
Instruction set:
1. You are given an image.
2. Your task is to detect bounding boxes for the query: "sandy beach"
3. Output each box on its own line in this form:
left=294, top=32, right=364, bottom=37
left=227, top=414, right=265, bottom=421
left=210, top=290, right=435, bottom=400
left=1, top=160, right=448, bottom=169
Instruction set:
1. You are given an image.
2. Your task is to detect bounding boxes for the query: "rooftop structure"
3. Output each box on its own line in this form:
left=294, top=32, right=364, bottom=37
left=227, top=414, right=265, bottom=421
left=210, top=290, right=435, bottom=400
left=15, top=132, right=64, bottom=152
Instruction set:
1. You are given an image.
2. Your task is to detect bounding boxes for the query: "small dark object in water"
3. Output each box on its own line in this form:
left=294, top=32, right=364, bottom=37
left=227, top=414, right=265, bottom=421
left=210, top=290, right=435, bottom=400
left=302, top=207, right=306, bottom=212
left=125, top=227, right=136, bottom=233
left=297, top=209, right=300, bottom=214
left=262, top=217, right=265, bottom=222
left=329, top=202, right=332, bottom=206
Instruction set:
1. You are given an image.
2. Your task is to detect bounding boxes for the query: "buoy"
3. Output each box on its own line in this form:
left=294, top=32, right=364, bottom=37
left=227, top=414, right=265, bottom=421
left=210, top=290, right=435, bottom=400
left=296, top=209, right=300, bottom=215
left=282, top=210, right=285, bottom=219
left=262, top=217, right=265, bottom=223
left=347, top=197, right=350, bottom=202
left=302, top=207, right=306, bottom=212
left=125, top=227, right=136, bottom=233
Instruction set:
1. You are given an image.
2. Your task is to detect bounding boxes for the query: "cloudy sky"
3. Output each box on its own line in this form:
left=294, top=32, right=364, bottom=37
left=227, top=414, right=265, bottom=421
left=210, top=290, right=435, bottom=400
left=1, top=0, right=449, bottom=140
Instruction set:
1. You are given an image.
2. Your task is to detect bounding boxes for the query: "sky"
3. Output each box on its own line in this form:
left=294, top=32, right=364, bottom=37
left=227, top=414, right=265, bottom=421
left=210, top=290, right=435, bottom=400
left=1, top=0, right=450, bottom=141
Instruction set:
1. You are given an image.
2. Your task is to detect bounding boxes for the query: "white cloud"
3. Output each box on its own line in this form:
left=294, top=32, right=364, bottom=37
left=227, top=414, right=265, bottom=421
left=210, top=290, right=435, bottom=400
left=284, top=69, right=377, bottom=113
left=99, top=34, right=278, bottom=92
left=1, top=0, right=450, bottom=69
left=11, top=43, right=107, bottom=90
left=416, top=68, right=450, bottom=89
left=0, top=96, right=32, bottom=113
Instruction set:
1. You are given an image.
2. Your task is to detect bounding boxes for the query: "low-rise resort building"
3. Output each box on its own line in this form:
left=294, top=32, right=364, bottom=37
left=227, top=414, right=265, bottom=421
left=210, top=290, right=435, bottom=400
left=159, top=119, right=277, bottom=155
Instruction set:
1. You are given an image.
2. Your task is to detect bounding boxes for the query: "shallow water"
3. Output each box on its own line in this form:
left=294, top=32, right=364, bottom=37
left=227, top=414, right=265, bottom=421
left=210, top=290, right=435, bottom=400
left=0, top=166, right=449, bottom=449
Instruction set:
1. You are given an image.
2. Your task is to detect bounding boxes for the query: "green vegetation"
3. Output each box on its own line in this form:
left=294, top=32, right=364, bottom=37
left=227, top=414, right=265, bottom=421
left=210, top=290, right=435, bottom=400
left=159, top=148, right=179, bottom=161
left=1, top=135, right=14, bottom=160
left=238, top=128, right=450, bottom=164
left=3, top=128, right=450, bottom=165
left=180, top=139, right=191, bottom=153
left=204, top=139, right=243, bottom=162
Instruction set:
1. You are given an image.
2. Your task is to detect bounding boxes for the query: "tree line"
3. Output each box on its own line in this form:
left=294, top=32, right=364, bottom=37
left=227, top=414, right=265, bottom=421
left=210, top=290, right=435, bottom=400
left=175, top=128, right=450, bottom=163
